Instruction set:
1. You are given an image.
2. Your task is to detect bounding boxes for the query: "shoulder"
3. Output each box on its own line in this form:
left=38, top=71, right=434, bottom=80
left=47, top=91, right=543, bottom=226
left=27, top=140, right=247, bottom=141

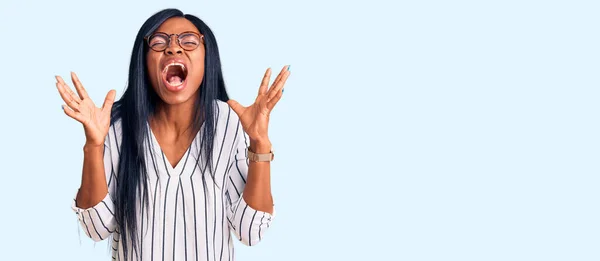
left=215, top=99, right=241, bottom=126
left=214, top=99, right=244, bottom=137
left=104, top=118, right=123, bottom=152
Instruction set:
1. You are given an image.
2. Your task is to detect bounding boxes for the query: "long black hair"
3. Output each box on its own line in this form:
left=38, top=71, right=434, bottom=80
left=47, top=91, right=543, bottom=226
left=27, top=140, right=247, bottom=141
left=110, top=8, right=229, bottom=257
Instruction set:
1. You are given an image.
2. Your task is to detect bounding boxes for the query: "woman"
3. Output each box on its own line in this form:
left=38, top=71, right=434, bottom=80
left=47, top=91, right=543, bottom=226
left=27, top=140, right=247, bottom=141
left=55, top=8, right=289, bottom=261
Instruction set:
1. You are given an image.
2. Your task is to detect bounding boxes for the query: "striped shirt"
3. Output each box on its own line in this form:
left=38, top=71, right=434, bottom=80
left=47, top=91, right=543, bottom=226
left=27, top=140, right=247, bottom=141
left=71, top=100, right=275, bottom=261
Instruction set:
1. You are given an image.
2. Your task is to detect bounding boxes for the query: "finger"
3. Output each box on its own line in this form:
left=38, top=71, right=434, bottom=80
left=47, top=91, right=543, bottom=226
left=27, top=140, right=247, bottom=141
left=264, top=65, right=289, bottom=101
left=62, top=104, right=86, bottom=123
left=268, top=65, right=288, bottom=92
left=102, top=89, right=117, bottom=112
left=267, top=70, right=290, bottom=101
left=56, top=82, right=81, bottom=111
left=56, top=76, right=82, bottom=104
left=71, top=72, right=90, bottom=99
left=258, top=68, right=271, bottom=96
left=227, top=99, right=245, bottom=116
left=266, top=87, right=284, bottom=111
left=56, top=76, right=78, bottom=100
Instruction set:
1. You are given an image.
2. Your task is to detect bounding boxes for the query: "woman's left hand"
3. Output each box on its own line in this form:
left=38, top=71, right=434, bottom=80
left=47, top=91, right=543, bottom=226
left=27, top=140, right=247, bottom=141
left=227, top=65, right=290, bottom=152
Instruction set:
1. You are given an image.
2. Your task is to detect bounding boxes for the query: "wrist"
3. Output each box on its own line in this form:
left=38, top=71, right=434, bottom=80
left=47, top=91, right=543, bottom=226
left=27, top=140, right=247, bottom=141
left=249, top=138, right=272, bottom=154
left=83, top=143, right=104, bottom=153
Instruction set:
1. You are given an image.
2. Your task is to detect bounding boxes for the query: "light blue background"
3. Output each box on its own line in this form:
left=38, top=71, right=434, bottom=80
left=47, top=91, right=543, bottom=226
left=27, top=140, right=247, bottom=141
left=0, top=0, right=598, bottom=260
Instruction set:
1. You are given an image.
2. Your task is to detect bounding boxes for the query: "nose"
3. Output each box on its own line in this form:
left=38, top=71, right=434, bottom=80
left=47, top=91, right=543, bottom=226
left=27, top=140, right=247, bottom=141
left=165, top=37, right=183, bottom=55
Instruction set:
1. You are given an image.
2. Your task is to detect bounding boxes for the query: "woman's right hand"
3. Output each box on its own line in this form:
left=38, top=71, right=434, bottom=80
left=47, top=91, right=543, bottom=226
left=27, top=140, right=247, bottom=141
left=56, top=72, right=116, bottom=147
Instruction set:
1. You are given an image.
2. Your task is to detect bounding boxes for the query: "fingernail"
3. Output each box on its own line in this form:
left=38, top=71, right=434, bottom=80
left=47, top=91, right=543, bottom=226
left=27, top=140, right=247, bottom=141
left=287, top=65, right=291, bottom=71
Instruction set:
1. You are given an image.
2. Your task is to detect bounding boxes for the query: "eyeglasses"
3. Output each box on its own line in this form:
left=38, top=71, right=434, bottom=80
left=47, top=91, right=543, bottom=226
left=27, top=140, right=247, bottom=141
left=145, top=31, right=204, bottom=52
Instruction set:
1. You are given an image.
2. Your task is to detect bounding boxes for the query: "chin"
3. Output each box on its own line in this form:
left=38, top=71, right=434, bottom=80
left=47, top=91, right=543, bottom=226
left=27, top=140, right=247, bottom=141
left=157, top=81, right=201, bottom=106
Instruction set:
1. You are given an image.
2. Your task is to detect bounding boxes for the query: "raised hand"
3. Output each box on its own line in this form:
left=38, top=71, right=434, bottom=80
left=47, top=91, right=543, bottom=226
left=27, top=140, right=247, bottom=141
left=227, top=65, right=290, bottom=149
left=56, top=72, right=116, bottom=147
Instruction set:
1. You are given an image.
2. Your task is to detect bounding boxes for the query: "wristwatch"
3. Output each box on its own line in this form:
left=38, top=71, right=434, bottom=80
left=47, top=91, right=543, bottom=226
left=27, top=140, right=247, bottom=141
left=247, top=147, right=274, bottom=162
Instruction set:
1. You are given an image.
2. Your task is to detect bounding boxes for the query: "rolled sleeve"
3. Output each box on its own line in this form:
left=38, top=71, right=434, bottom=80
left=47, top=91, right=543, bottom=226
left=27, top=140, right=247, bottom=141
left=72, top=192, right=117, bottom=242
left=229, top=194, right=275, bottom=246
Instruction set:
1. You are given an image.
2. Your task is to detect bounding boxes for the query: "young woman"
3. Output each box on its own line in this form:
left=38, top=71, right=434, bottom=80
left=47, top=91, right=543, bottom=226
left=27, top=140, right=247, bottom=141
left=55, top=8, right=289, bottom=261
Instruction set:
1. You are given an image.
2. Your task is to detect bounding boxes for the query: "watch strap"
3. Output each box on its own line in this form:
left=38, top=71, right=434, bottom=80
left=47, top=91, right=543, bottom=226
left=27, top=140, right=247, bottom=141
left=247, top=148, right=274, bottom=162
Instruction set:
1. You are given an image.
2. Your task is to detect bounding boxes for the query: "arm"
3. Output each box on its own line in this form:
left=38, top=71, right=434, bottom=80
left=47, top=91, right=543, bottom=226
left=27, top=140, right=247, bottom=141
left=225, top=65, right=290, bottom=246
left=71, top=128, right=119, bottom=242
left=75, top=144, right=109, bottom=208
left=225, top=122, right=275, bottom=246
left=55, top=72, right=117, bottom=242
left=242, top=138, right=274, bottom=214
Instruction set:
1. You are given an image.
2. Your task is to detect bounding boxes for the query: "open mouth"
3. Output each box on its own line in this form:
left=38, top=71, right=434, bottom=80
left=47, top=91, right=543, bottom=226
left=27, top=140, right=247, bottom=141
left=162, top=62, right=188, bottom=88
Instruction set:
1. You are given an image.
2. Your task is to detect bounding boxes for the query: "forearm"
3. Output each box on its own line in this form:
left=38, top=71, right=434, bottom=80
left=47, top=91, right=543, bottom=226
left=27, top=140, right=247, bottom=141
left=242, top=139, right=274, bottom=214
left=75, top=144, right=109, bottom=209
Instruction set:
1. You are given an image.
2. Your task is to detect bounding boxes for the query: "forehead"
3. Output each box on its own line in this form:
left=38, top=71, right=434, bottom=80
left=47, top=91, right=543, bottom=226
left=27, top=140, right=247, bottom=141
left=155, top=17, right=199, bottom=34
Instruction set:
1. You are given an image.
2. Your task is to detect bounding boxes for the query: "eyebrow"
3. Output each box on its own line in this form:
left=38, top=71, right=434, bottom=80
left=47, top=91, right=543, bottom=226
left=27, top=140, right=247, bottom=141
left=152, top=31, right=201, bottom=35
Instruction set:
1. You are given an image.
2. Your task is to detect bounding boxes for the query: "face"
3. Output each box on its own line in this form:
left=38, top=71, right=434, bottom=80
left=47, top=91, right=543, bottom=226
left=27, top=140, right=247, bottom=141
left=146, top=17, right=205, bottom=106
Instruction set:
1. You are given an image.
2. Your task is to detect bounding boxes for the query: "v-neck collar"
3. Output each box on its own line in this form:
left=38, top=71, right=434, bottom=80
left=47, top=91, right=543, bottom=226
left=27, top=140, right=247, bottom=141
left=147, top=123, right=203, bottom=176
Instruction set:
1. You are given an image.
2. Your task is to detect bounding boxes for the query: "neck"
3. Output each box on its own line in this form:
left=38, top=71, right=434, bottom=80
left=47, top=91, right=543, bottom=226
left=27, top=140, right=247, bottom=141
left=150, top=99, right=198, bottom=138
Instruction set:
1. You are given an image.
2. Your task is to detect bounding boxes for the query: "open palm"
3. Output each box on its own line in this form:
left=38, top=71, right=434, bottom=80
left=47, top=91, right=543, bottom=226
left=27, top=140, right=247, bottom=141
left=227, top=66, right=290, bottom=143
left=56, top=72, right=116, bottom=147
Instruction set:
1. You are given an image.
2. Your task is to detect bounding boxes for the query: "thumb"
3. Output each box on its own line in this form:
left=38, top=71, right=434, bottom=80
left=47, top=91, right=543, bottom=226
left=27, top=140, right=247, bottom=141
left=227, top=99, right=246, bottom=116
left=102, top=89, right=117, bottom=112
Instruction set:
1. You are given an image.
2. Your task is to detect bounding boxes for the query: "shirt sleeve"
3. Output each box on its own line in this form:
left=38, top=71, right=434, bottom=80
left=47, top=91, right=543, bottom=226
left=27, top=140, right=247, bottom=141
left=224, top=119, right=275, bottom=246
left=71, top=125, right=119, bottom=242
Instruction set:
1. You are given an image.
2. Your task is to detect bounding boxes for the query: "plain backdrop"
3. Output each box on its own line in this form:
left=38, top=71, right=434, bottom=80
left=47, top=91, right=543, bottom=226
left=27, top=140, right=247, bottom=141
left=0, top=0, right=598, bottom=260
